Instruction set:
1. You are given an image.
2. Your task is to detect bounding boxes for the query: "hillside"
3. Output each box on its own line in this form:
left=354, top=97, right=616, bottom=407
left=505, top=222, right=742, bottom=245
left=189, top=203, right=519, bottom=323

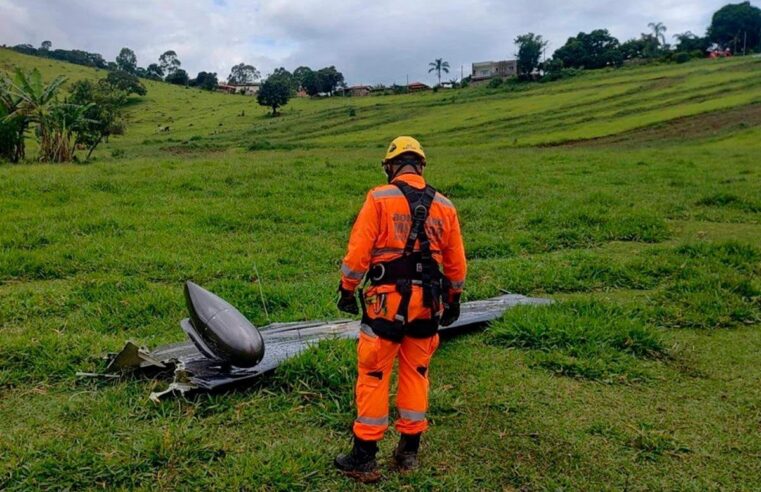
left=1, top=49, right=760, bottom=490
left=3, top=48, right=761, bottom=155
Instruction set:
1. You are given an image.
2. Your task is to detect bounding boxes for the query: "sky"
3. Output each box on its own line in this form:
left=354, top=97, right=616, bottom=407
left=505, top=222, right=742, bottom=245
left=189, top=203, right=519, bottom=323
left=0, top=0, right=734, bottom=85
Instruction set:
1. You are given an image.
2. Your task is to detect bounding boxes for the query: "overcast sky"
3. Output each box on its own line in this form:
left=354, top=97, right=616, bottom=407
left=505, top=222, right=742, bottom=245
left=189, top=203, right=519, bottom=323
left=0, top=0, right=733, bottom=85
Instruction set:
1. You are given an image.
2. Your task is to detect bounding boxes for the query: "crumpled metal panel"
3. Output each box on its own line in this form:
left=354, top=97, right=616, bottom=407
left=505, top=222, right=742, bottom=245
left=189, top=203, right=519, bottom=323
left=104, top=293, right=551, bottom=400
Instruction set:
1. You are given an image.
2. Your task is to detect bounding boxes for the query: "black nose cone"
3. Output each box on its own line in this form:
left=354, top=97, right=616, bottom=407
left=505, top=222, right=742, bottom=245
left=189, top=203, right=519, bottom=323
left=182, top=281, right=265, bottom=368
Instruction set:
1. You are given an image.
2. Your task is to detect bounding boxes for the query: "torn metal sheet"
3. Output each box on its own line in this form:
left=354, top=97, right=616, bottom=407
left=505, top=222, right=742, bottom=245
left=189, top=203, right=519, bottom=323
left=104, top=288, right=551, bottom=400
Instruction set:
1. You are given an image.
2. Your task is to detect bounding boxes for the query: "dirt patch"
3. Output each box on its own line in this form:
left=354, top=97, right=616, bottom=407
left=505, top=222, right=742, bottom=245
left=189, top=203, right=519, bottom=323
left=551, top=103, right=761, bottom=148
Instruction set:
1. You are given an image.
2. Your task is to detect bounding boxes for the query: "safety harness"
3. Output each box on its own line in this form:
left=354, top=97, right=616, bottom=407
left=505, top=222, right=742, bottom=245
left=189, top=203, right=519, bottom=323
left=361, top=181, right=447, bottom=337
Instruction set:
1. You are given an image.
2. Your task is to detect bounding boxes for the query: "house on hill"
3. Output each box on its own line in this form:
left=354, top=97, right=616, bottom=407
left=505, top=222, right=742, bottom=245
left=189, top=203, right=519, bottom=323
left=471, top=60, right=517, bottom=85
left=407, top=81, right=430, bottom=92
left=344, top=85, right=372, bottom=96
left=217, top=82, right=261, bottom=96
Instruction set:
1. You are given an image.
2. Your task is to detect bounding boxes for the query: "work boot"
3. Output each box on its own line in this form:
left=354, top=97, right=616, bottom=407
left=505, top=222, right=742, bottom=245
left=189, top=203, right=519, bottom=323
left=393, top=433, right=421, bottom=471
left=334, top=436, right=380, bottom=482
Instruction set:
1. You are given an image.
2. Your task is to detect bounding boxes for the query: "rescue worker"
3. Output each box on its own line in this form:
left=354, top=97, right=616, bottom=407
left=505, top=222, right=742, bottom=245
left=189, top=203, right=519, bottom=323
left=334, top=136, right=467, bottom=479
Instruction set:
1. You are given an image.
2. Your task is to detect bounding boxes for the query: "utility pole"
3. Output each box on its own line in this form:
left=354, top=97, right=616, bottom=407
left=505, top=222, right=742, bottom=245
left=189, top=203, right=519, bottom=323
left=461, top=64, right=464, bottom=82
left=743, top=31, right=747, bottom=56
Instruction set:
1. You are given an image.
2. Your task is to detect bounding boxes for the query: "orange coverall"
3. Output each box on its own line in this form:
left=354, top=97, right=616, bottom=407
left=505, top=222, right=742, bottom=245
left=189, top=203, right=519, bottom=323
left=341, top=173, right=467, bottom=441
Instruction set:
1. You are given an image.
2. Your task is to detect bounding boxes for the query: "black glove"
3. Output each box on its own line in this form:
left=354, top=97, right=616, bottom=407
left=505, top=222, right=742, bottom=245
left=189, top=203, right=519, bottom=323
left=440, top=293, right=461, bottom=327
left=337, top=283, right=359, bottom=315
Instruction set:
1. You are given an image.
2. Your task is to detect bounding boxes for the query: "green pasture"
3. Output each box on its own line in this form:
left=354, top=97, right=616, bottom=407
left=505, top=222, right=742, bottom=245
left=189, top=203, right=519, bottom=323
left=0, top=49, right=760, bottom=490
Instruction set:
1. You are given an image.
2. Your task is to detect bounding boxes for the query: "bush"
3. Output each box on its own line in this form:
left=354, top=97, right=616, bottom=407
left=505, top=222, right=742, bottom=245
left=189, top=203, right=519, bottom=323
left=674, top=52, right=691, bottom=64
left=487, top=77, right=504, bottom=88
left=542, top=67, right=583, bottom=83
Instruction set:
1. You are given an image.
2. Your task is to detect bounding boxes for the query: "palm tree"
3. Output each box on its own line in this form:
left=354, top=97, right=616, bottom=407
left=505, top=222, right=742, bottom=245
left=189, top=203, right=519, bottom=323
left=428, top=58, right=450, bottom=87
left=648, top=22, right=667, bottom=47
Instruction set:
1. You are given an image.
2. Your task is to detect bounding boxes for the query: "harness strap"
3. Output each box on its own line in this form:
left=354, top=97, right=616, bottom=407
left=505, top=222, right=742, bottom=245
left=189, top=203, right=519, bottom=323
left=392, top=182, right=438, bottom=327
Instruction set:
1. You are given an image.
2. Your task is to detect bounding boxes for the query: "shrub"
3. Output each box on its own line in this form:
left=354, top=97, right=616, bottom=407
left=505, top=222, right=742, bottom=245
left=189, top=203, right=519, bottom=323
left=674, top=52, right=691, bottom=64
left=487, top=77, right=504, bottom=88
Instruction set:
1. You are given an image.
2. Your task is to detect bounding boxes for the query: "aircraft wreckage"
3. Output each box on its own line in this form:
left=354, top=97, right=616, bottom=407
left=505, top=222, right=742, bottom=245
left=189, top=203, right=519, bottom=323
left=94, top=281, right=551, bottom=401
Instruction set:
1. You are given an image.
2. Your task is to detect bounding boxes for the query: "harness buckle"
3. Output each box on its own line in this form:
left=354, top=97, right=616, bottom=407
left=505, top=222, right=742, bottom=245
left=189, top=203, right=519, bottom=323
left=370, top=263, right=386, bottom=282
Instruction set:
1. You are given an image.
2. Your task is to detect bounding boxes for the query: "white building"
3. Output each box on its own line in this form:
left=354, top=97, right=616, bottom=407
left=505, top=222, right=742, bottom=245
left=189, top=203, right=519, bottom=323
left=471, top=60, right=518, bottom=82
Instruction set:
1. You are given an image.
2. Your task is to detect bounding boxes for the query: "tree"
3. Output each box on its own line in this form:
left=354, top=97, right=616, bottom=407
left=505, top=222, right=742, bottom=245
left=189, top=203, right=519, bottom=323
left=428, top=58, right=450, bottom=86
left=553, top=29, right=623, bottom=69
left=146, top=63, right=164, bottom=80
left=115, top=47, right=137, bottom=73
left=13, top=44, right=36, bottom=55
left=621, top=38, right=647, bottom=59
left=293, top=66, right=313, bottom=91
left=708, top=2, right=761, bottom=53
left=301, top=70, right=320, bottom=96
left=621, top=33, right=661, bottom=59
left=40, top=40, right=52, bottom=51
left=315, top=66, right=344, bottom=95
left=227, top=63, right=260, bottom=85
left=648, top=22, right=668, bottom=48
left=269, top=67, right=297, bottom=93
left=189, top=71, right=219, bottom=91
left=165, top=69, right=189, bottom=86
left=102, top=70, right=147, bottom=96
left=159, top=50, right=181, bottom=76
left=673, top=31, right=711, bottom=53
left=257, top=77, right=291, bottom=115
left=69, top=79, right=128, bottom=160
left=515, top=33, right=548, bottom=78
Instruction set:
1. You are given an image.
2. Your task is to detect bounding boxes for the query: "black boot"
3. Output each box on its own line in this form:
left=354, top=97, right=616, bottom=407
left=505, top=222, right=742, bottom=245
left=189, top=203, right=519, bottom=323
left=334, top=436, right=380, bottom=482
left=393, top=433, right=421, bottom=471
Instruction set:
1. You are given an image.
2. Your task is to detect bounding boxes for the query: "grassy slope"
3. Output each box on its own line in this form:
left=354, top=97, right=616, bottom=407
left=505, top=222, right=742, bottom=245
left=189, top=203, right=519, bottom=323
left=0, top=49, right=760, bottom=490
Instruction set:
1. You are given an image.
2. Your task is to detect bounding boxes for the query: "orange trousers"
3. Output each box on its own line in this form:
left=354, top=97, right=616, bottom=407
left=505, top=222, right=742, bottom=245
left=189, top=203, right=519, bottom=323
left=353, top=327, right=440, bottom=441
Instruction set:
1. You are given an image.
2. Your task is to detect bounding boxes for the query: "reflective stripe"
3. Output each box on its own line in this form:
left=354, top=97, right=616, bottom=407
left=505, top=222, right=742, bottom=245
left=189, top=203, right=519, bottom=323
left=371, top=188, right=404, bottom=199
left=356, top=415, right=389, bottom=426
left=360, top=323, right=377, bottom=337
left=341, top=263, right=366, bottom=280
left=434, top=194, right=454, bottom=208
left=371, top=247, right=404, bottom=256
left=450, top=280, right=465, bottom=290
left=397, top=408, right=426, bottom=422
left=371, top=247, right=442, bottom=257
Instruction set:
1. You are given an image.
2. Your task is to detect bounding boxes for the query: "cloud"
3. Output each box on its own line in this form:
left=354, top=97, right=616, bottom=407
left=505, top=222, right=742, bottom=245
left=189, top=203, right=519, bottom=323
left=0, top=0, right=730, bottom=85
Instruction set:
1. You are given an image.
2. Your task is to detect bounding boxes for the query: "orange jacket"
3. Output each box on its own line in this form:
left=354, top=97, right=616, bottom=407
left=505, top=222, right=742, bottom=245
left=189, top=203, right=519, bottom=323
left=341, top=173, right=467, bottom=299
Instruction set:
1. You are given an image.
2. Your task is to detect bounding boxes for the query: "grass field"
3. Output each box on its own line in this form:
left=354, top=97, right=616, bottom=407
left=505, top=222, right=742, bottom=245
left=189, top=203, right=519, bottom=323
left=1, top=48, right=760, bottom=490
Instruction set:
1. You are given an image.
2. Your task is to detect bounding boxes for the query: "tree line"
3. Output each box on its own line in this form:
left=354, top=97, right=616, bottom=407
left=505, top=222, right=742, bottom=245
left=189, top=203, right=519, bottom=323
left=256, top=66, right=345, bottom=115
left=512, top=2, right=761, bottom=81
left=7, top=42, right=346, bottom=95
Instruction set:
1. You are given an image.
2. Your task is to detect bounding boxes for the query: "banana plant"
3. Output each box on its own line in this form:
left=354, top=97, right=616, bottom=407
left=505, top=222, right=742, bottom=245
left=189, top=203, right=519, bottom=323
left=0, top=72, right=28, bottom=162
left=3, top=68, right=68, bottom=161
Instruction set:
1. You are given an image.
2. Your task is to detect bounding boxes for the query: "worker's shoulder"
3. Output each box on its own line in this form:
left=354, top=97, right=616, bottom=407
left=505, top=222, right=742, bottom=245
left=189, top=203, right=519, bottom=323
left=432, top=189, right=456, bottom=210
left=369, top=184, right=404, bottom=200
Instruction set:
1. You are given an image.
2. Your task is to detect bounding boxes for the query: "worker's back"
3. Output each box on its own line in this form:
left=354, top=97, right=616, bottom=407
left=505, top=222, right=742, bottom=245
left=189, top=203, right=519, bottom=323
left=341, top=172, right=466, bottom=339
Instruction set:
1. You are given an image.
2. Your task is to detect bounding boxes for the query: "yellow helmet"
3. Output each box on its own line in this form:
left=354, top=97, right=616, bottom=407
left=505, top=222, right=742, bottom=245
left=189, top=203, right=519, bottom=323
left=383, top=136, right=426, bottom=163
